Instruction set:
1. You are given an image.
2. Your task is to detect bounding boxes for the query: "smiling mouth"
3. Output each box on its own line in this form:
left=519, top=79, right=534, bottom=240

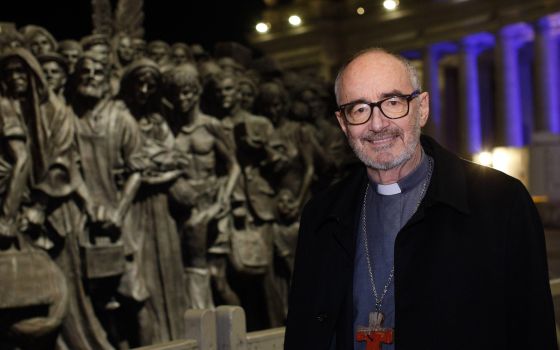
left=364, top=133, right=399, bottom=147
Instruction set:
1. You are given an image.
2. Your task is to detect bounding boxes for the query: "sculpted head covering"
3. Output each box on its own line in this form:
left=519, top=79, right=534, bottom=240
left=0, top=47, right=49, bottom=102
left=121, top=58, right=160, bottom=84
left=37, top=52, right=69, bottom=74
left=118, top=58, right=161, bottom=100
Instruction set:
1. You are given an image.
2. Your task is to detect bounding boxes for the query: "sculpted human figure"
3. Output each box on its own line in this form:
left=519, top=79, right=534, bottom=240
left=68, top=52, right=145, bottom=347
left=146, top=40, right=170, bottom=66
left=117, top=58, right=187, bottom=345
left=58, top=39, right=82, bottom=74
left=170, top=43, right=194, bottom=66
left=131, top=38, right=146, bottom=60
left=238, top=75, right=257, bottom=113
left=0, top=48, right=114, bottom=350
left=113, top=33, right=135, bottom=70
left=20, top=25, right=57, bottom=56
left=163, top=63, right=240, bottom=309
left=209, top=71, right=287, bottom=330
left=80, top=34, right=120, bottom=95
left=255, top=80, right=315, bottom=216
left=290, top=79, right=352, bottom=190
left=37, top=52, right=68, bottom=102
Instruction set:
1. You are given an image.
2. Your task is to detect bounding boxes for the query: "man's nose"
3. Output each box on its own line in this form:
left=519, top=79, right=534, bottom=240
left=368, top=106, right=389, bottom=131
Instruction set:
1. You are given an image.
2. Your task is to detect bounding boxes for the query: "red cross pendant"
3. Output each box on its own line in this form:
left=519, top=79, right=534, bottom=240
left=356, top=311, right=394, bottom=350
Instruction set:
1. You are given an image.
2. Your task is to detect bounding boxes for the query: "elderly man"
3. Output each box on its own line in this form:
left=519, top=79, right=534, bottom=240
left=284, top=48, right=557, bottom=350
left=68, top=52, right=145, bottom=347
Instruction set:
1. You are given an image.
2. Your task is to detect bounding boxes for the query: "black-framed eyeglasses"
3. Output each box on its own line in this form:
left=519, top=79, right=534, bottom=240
left=337, top=90, right=421, bottom=125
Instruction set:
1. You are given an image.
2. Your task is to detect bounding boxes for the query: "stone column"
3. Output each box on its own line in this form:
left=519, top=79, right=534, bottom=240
left=495, top=23, right=534, bottom=147
left=422, top=42, right=458, bottom=145
left=459, top=33, right=494, bottom=154
left=533, top=14, right=560, bottom=134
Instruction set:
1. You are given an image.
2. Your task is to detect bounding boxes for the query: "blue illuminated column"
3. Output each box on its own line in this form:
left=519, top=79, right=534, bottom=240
left=422, top=43, right=458, bottom=144
left=459, top=33, right=494, bottom=154
left=495, top=23, right=534, bottom=147
left=534, top=14, right=560, bottom=134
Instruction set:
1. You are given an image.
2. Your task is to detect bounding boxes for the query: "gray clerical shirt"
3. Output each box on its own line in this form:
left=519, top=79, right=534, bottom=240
left=353, top=151, right=433, bottom=350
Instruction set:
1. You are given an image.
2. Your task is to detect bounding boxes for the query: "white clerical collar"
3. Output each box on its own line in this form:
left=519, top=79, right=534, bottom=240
left=376, top=182, right=401, bottom=195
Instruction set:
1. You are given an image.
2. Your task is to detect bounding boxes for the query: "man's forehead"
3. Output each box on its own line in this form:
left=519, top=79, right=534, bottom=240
left=347, top=52, right=407, bottom=79
left=339, top=52, right=412, bottom=97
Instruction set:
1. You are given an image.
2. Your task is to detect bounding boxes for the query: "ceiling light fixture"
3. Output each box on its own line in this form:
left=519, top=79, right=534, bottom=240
left=256, top=22, right=270, bottom=33
left=288, top=15, right=302, bottom=26
left=383, top=0, right=399, bottom=11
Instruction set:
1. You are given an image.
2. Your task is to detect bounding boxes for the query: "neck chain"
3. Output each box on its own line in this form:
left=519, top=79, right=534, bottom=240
left=361, top=157, right=434, bottom=312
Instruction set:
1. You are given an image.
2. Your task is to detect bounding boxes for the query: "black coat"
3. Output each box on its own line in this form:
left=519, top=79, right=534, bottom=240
left=285, top=135, right=558, bottom=350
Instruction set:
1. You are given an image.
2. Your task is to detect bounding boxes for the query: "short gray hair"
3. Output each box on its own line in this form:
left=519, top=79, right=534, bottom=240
left=334, top=47, right=421, bottom=104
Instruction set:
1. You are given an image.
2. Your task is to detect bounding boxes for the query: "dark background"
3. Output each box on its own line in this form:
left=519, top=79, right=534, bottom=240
left=2, top=0, right=265, bottom=53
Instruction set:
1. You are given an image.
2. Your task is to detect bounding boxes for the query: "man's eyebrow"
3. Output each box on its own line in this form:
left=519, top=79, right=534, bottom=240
left=379, top=89, right=406, bottom=99
left=339, top=89, right=410, bottom=106
left=339, top=98, right=369, bottom=106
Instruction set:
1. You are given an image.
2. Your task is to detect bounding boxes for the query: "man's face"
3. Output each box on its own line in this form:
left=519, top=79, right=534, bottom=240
left=117, top=37, right=134, bottom=64
left=77, top=58, right=107, bottom=99
left=173, top=82, right=199, bottom=114
left=335, top=52, right=429, bottom=171
left=3, top=58, right=29, bottom=97
left=148, top=46, right=168, bottom=65
left=132, top=40, right=146, bottom=59
left=171, top=47, right=188, bottom=66
left=41, top=61, right=67, bottom=93
left=216, top=77, right=239, bottom=111
left=30, top=33, right=53, bottom=56
left=60, top=49, right=80, bottom=73
left=132, top=70, right=157, bottom=106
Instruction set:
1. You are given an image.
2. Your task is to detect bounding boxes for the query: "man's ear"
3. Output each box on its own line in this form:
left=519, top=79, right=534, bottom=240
left=418, top=92, right=430, bottom=128
left=335, top=111, right=348, bottom=137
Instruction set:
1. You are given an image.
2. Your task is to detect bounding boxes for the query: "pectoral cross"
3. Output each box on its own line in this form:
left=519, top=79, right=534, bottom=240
left=356, top=311, right=394, bottom=350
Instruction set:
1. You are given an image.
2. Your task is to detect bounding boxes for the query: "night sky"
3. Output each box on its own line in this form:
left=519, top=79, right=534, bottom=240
left=2, top=0, right=265, bottom=53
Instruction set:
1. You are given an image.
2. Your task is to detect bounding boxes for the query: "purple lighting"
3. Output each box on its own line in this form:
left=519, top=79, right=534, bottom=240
left=425, top=42, right=458, bottom=143
left=461, top=33, right=494, bottom=153
left=499, top=23, right=534, bottom=147
left=536, top=15, right=560, bottom=134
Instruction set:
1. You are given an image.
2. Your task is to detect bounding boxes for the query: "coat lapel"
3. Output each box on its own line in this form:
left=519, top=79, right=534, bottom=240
left=317, top=166, right=367, bottom=260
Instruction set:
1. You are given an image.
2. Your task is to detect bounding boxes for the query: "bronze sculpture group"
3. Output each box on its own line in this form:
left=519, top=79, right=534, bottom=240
left=0, top=26, right=356, bottom=350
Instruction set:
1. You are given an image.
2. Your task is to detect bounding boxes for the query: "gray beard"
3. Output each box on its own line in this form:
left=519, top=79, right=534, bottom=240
left=348, top=115, right=421, bottom=171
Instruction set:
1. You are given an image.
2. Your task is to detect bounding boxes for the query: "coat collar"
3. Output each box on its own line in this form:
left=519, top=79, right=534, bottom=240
left=420, top=135, right=470, bottom=215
